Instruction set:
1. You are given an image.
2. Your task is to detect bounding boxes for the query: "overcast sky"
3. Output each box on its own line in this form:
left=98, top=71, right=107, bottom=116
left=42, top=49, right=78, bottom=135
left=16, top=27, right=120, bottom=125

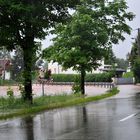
left=42, top=0, right=140, bottom=59
left=112, top=0, right=140, bottom=59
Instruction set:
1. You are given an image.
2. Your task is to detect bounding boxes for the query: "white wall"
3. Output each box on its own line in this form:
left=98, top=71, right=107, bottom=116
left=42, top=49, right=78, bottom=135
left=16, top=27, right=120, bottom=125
left=48, top=60, right=105, bottom=74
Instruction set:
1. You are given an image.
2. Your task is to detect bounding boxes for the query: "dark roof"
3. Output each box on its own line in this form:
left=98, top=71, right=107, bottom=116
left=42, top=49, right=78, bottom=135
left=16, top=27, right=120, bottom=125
left=100, top=68, right=126, bottom=72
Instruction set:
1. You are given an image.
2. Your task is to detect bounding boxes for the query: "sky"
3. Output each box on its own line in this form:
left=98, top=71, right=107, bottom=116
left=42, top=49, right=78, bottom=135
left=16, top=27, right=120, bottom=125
left=42, top=0, right=140, bottom=59
left=113, top=0, right=140, bottom=59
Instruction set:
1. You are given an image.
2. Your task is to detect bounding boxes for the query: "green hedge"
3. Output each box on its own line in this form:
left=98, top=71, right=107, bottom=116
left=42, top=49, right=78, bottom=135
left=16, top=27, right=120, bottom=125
left=123, top=72, right=133, bottom=78
left=52, top=74, right=76, bottom=82
left=52, top=73, right=113, bottom=82
left=85, top=73, right=112, bottom=82
left=0, top=79, right=18, bottom=86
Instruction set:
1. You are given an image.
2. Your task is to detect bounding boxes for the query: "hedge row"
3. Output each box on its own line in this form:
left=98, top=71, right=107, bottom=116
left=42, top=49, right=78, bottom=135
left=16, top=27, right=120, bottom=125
left=51, top=73, right=113, bottom=82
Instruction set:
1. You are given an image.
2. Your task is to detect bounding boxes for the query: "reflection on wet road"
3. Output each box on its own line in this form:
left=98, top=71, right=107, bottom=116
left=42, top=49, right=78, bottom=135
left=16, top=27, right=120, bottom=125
left=1, top=85, right=140, bottom=140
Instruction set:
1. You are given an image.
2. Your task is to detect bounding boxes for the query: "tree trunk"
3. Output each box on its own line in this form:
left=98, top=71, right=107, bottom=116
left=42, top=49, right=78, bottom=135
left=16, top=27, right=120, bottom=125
left=80, top=68, right=86, bottom=95
left=22, top=39, right=34, bottom=104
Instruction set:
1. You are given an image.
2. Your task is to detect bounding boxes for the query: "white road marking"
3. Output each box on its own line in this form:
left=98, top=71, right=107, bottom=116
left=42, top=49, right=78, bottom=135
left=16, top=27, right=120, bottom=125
left=119, top=113, right=136, bottom=122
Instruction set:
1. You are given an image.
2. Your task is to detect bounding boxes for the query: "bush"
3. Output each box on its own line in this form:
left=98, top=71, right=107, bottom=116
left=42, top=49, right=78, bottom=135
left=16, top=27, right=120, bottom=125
left=0, top=79, right=17, bottom=86
left=85, top=73, right=113, bottom=82
left=52, top=74, right=77, bottom=82
left=72, top=75, right=81, bottom=94
left=123, top=72, right=133, bottom=78
left=52, top=73, right=113, bottom=82
left=7, top=87, right=14, bottom=98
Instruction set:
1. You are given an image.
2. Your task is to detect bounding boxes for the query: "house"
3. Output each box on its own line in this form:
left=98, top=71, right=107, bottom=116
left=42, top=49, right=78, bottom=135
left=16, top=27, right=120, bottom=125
left=38, top=59, right=126, bottom=78
left=47, top=60, right=105, bottom=74
left=99, top=65, right=126, bottom=77
left=0, top=59, right=11, bottom=80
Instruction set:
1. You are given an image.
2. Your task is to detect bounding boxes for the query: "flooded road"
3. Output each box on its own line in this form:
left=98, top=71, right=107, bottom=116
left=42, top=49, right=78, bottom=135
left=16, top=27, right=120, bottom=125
left=1, top=85, right=140, bottom=140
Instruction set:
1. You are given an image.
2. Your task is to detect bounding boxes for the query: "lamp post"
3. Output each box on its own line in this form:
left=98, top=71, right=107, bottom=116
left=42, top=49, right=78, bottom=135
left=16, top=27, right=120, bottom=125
left=3, top=46, right=6, bottom=80
left=137, top=28, right=140, bottom=56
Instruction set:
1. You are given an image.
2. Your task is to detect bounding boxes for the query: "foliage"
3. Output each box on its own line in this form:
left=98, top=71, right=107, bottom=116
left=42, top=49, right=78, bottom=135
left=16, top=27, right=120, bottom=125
left=133, top=58, right=140, bottom=83
left=19, top=84, right=25, bottom=100
left=11, top=47, right=24, bottom=81
left=72, top=75, right=81, bottom=94
left=129, top=42, right=138, bottom=67
left=123, top=72, right=133, bottom=78
left=43, top=0, right=134, bottom=94
left=52, top=73, right=113, bottom=82
left=129, top=29, right=140, bottom=82
left=0, top=79, right=17, bottom=86
left=115, top=58, right=129, bottom=69
left=85, top=73, right=113, bottom=82
left=0, top=0, right=80, bottom=103
left=52, top=74, right=76, bottom=82
left=104, top=48, right=116, bottom=65
left=7, top=87, right=14, bottom=98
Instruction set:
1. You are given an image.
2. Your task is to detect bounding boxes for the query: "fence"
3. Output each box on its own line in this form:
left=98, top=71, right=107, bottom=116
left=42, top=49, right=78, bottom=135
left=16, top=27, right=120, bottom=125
left=37, top=79, right=115, bottom=88
left=114, top=78, right=134, bottom=85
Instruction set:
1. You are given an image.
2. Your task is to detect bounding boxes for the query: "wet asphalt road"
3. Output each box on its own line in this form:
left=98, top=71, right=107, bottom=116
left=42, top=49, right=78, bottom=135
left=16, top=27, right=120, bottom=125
left=1, top=85, right=140, bottom=140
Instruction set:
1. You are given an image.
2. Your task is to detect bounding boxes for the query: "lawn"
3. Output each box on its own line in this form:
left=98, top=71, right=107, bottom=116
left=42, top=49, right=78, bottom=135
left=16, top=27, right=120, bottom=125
left=0, top=87, right=119, bottom=120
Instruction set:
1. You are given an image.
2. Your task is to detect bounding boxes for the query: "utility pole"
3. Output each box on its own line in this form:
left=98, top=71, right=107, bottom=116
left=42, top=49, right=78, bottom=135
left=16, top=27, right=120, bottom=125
left=137, top=28, right=140, bottom=56
left=3, top=46, right=6, bottom=80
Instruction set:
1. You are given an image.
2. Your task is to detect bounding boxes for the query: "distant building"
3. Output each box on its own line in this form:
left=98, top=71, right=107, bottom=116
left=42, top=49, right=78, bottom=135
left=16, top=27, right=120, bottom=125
left=0, top=59, right=12, bottom=80
left=48, top=60, right=105, bottom=74
left=99, top=65, right=126, bottom=77
left=37, top=59, right=126, bottom=77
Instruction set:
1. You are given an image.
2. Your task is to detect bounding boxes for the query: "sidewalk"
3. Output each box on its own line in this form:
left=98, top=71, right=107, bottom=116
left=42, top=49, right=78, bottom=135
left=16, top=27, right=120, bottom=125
left=0, top=84, right=108, bottom=97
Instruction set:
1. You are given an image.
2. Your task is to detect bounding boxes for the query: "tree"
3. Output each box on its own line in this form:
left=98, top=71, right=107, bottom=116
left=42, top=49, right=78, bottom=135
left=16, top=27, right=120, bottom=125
left=0, top=0, right=80, bottom=103
left=115, top=58, right=129, bottom=69
left=133, top=58, right=140, bottom=83
left=0, top=47, right=11, bottom=59
left=104, top=48, right=116, bottom=65
left=129, top=29, right=140, bottom=82
left=11, top=47, right=24, bottom=81
left=43, top=0, right=134, bottom=95
left=129, top=42, right=138, bottom=67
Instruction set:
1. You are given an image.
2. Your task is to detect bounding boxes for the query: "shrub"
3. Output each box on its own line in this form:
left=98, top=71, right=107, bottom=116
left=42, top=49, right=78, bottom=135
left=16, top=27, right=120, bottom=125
left=19, top=84, right=25, bottom=100
left=7, top=87, right=14, bottom=98
left=85, top=73, right=112, bottom=82
left=52, top=74, right=77, bottom=82
left=52, top=73, right=113, bottom=82
left=72, top=75, right=81, bottom=94
left=123, top=72, right=133, bottom=78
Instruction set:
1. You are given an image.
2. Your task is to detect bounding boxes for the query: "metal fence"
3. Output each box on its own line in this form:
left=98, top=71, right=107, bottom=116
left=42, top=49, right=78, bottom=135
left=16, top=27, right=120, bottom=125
left=114, top=78, right=134, bottom=85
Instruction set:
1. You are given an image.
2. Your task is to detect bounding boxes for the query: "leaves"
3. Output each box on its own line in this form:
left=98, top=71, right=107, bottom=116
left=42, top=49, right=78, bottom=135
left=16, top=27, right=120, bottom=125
left=43, top=0, right=134, bottom=73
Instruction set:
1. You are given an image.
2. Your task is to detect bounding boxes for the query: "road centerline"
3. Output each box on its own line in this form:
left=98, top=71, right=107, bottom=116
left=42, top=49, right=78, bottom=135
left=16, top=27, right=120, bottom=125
left=119, top=113, right=137, bottom=122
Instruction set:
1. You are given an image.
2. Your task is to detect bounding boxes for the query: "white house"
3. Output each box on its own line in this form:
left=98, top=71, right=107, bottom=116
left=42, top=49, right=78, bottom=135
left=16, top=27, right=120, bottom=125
left=47, top=60, right=105, bottom=74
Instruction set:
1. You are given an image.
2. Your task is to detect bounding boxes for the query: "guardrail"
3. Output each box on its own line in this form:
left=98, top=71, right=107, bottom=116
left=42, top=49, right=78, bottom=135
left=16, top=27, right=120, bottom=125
left=37, top=79, right=115, bottom=88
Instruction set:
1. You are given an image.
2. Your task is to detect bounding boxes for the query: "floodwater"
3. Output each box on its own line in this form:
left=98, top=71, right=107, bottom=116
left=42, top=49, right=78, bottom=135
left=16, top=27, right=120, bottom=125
left=0, top=85, right=140, bottom=140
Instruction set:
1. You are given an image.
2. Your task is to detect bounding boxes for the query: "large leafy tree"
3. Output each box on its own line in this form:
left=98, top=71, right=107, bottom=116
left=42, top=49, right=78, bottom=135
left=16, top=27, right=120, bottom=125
left=129, top=29, right=140, bottom=82
left=115, top=58, right=129, bottom=69
left=104, top=48, right=116, bottom=65
left=43, top=0, right=134, bottom=95
left=0, top=0, right=80, bottom=103
left=129, top=42, right=138, bottom=66
left=11, top=47, right=24, bottom=81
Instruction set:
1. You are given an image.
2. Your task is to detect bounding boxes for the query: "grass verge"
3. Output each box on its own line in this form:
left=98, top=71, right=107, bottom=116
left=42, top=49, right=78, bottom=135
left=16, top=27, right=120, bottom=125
left=0, top=87, right=119, bottom=120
